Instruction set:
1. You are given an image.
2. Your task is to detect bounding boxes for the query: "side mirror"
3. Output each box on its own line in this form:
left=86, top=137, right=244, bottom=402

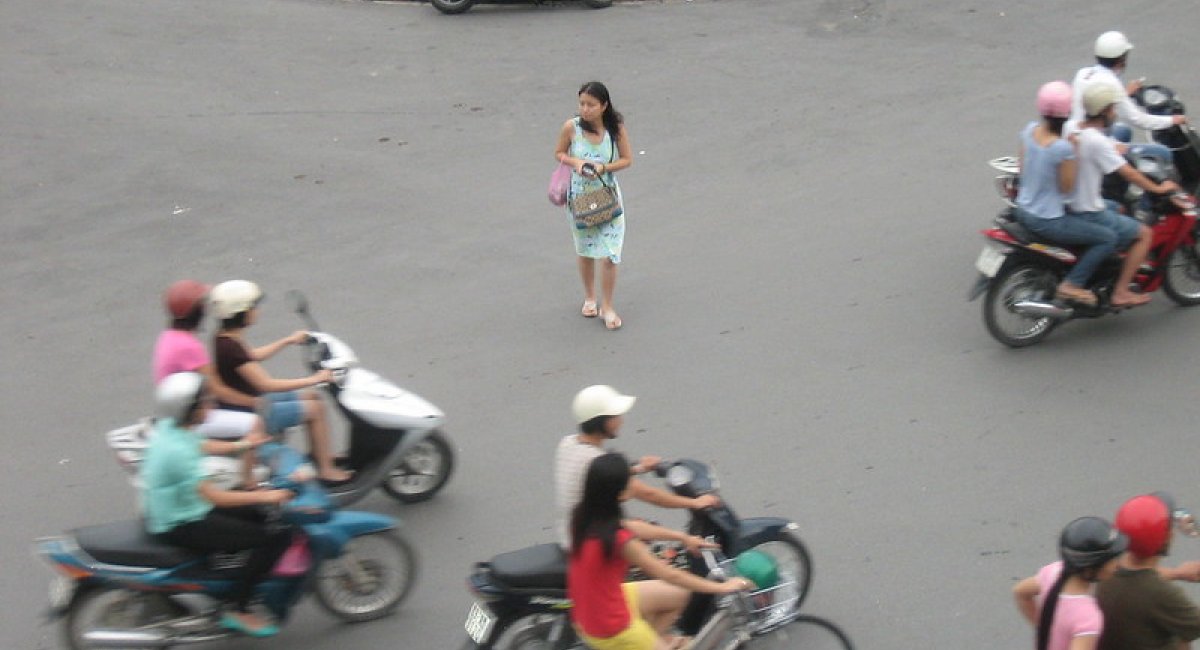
left=286, top=289, right=309, bottom=315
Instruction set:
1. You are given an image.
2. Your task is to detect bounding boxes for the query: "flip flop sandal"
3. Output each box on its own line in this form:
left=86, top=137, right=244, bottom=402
left=603, top=312, right=622, bottom=331
left=1055, top=287, right=1097, bottom=306
left=581, top=301, right=599, bottom=318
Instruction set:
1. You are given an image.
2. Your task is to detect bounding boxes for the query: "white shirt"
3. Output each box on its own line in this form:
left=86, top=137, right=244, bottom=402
left=554, top=434, right=605, bottom=548
left=1070, top=65, right=1174, bottom=131
left=1067, top=126, right=1128, bottom=213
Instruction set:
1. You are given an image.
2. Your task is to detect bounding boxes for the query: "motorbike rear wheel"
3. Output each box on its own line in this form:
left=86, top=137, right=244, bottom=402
left=431, top=0, right=475, bottom=14
left=382, top=429, right=455, bottom=503
left=745, top=531, right=814, bottom=620
left=65, top=586, right=181, bottom=650
left=1162, top=243, right=1200, bottom=305
left=750, top=614, right=855, bottom=650
left=314, top=531, right=416, bottom=622
left=983, top=263, right=1060, bottom=347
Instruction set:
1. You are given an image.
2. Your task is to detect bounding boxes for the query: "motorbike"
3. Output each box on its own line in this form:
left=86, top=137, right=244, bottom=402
left=457, top=457, right=817, bottom=649
left=968, top=83, right=1200, bottom=347
left=108, top=290, right=455, bottom=507
left=35, top=443, right=417, bottom=650
left=432, top=0, right=611, bottom=16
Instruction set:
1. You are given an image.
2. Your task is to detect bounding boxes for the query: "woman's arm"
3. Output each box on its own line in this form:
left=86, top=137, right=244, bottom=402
left=1013, top=575, right=1040, bottom=626
left=251, top=331, right=308, bottom=362
left=236, top=361, right=332, bottom=394
left=1058, top=158, right=1078, bottom=195
left=597, top=125, right=632, bottom=175
left=197, top=362, right=257, bottom=409
left=555, top=120, right=583, bottom=170
left=622, top=538, right=750, bottom=595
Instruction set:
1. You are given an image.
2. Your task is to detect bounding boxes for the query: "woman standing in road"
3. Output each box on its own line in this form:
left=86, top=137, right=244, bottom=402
left=555, top=81, right=632, bottom=331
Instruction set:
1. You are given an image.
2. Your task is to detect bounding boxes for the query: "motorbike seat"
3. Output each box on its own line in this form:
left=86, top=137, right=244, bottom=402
left=73, top=520, right=200, bottom=568
left=489, top=543, right=567, bottom=590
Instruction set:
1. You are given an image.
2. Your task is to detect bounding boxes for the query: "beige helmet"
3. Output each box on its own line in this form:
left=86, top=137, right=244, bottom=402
left=1083, top=83, right=1121, bottom=117
left=209, top=280, right=263, bottom=319
left=572, top=385, right=637, bottom=423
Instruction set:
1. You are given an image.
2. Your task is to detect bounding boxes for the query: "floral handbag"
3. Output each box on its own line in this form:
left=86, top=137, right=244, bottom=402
left=570, top=174, right=622, bottom=229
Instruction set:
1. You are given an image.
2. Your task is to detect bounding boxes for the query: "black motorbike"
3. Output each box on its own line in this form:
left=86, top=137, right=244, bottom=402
left=458, top=458, right=814, bottom=649
left=433, top=0, right=611, bottom=16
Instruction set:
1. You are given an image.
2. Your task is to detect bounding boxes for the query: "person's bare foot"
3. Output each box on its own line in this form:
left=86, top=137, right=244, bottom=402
left=602, top=310, right=622, bottom=331
left=581, top=300, right=599, bottom=318
left=1112, top=291, right=1151, bottom=307
left=318, top=468, right=353, bottom=483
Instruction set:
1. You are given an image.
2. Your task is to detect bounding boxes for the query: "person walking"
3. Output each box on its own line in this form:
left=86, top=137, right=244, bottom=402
left=554, top=81, right=632, bottom=331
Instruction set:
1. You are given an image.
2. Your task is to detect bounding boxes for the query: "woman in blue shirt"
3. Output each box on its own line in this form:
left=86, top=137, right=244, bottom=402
left=142, top=372, right=294, bottom=637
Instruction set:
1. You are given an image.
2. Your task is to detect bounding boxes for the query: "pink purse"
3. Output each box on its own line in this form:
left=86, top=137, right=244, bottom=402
left=548, top=163, right=571, bottom=206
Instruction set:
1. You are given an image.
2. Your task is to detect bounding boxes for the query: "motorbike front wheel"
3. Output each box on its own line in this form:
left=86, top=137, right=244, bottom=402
left=314, top=531, right=417, bottom=622
left=431, top=0, right=476, bottom=14
left=983, top=263, right=1060, bottom=347
left=746, top=532, right=813, bottom=620
left=382, top=429, right=455, bottom=503
left=65, top=586, right=182, bottom=650
left=1162, top=243, right=1200, bottom=306
left=750, top=614, right=855, bottom=650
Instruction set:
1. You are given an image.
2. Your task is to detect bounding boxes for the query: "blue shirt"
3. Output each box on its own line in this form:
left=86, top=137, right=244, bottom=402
left=140, top=418, right=212, bottom=534
left=1016, top=121, right=1075, bottom=220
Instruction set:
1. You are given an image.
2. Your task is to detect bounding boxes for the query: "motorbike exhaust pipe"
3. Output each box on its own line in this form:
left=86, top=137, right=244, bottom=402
left=1011, top=300, right=1073, bottom=320
left=82, top=629, right=172, bottom=648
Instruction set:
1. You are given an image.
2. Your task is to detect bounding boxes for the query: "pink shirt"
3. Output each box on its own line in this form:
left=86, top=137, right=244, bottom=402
left=1036, top=561, right=1104, bottom=650
left=153, top=330, right=211, bottom=384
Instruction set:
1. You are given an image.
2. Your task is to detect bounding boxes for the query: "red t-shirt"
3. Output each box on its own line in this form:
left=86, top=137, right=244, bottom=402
left=568, top=528, right=635, bottom=638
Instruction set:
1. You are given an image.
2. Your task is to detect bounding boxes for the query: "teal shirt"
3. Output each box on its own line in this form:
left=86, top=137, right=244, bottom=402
left=140, top=418, right=213, bottom=534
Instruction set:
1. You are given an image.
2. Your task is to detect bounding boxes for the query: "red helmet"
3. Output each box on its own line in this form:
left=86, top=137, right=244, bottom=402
left=163, top=280, right=210, bottom=319
left=1116, top=494, right=1172, bottom=557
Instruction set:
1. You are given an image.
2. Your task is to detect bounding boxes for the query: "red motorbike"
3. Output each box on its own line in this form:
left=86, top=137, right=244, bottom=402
left=968, top=85, right=1200, bottom=346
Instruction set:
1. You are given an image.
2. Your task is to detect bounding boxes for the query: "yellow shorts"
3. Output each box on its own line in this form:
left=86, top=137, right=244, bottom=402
left=576, top=583, right=657, bottom=650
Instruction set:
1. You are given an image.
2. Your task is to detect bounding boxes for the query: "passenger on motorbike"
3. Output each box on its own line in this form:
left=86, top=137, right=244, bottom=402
left=1096, top=493, right=1200, bottom=650
left=1013, top=81, right=1097, bottom=305
left=569, top=453, right=751, bottom=650
left=153, top=280, right=269, bottom=484
left=1067, top=84, right=1179, bottom=307
left=555, top=385, right=719, bottom=550
left=1070, top=31, right=1186, bottom=161
left=141, top=372, right=294, bottom=637
left=209, top=280, right=350, bottom=484
left=1012, top=516, right=1126, bottom=650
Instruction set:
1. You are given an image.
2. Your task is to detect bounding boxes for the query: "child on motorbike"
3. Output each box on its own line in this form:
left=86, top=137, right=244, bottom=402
left=1013, top=516, right=1126, bottom=650
left=142, top=372, right=294, bottom=637
left=208, top=280, right=349, bottom=483
left=568, top=452, right=751, bottom=650
left=153, top=280, right=269, bottom=483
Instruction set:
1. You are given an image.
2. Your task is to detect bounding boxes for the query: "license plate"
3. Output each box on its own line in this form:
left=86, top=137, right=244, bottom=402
left=465, top=601, right=497, bottom=645
left=974, top=245, right=1007, bottom=278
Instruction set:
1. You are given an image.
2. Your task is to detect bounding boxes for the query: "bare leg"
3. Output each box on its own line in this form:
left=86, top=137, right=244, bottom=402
left=632, top=580, right=690, bottom=635
left=302, top=398, right=349, bottom=482
left=600, top=258, right=621, bottom=329
left=1113, top=224, right=1152, bottom=306
left=577, top=256, right=596, bottom=304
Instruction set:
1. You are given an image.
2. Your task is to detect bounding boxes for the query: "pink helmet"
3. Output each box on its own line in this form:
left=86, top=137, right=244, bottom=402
left=1036, top=81, right=1073, bottom=119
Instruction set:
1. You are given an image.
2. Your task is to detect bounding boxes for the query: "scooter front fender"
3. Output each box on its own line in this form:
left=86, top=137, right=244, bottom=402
left=967, top=273, right=990, bottom=301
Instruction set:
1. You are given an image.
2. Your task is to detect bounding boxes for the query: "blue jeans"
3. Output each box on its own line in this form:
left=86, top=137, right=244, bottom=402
left=1111, top=123, right=1174, bottom=162
left=1015, top=207, right=1140, bottom=287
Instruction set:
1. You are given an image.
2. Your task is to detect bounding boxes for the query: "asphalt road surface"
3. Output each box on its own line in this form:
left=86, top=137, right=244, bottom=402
left=4, top=0, right=1200, bottom=648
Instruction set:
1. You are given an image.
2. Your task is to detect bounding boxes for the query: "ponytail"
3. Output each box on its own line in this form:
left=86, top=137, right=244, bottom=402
left=1035, top=566, right=1074, bottom=650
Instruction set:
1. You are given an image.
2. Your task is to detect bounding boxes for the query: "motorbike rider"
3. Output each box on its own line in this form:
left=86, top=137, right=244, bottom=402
left=1012, top=516, right=1127, bottom=650
left=568, top=452, right=751, bottom=650
left=209, top=280, right=350, bottom=483
left=1070, top=31, right=1186, bottom=162
left=141, top=372, right=294, bottom=637
left=554, top=385, right=720, bottom=550
left=1065, top=84, right=1178, bottom=308
left=1096, top=493, right=1200, bottom=650
left=153, top=280, right=269, bottom=482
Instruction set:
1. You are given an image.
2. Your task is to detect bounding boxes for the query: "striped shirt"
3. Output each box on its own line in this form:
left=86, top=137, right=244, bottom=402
left=555, top=434, right=606, bottom=548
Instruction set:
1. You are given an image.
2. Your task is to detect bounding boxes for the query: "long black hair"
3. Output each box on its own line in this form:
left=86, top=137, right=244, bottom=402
left=1035, top=566, right=1075, bottom=650
left=578, top=81, right=624, bottom=141
left=570, top=452, right=630, bottom=559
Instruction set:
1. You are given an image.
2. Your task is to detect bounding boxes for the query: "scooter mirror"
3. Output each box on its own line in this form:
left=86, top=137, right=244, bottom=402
left=286, top=289, right=309, bottom=315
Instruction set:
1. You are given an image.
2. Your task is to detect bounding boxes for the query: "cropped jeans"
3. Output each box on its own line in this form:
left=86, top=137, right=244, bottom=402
left=1015, top=207, right=1139, bottom=287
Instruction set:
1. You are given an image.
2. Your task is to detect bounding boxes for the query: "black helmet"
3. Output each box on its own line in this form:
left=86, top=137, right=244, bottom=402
left=1060, top=516, right=1128, bottom=569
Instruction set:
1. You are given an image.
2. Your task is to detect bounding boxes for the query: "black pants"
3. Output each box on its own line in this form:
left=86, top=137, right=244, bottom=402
left=160, top=506, right=292, bottom=611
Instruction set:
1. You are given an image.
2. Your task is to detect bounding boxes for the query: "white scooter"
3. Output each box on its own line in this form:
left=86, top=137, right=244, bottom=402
left=108, top=290, right=455, bottom=507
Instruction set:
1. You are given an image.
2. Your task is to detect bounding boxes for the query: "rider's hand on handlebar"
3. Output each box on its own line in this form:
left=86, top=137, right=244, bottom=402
left=721, top=578, right=755, bottom=594
left=691, top=494, right=721, bottom=510
left=311, top=368, right=334, bottom=385
left=1158, top=180, right=1182, bottom=195
left=1174, top=115, right=1189, bottom=126
left=633, top=455, right=661, bottom=475
left=288, top=330, right=311, bottom=346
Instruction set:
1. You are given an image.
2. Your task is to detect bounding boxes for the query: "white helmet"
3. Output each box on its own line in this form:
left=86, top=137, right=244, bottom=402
left=572, top=385, right=637, bottom=424
left=1083, top=82, right=1122, bottom=117
left=156, top=371, right=207, bottom=423
left=1094, top=31, right=1133, bottom=58
left=209, top=280, right=263, bottom=319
